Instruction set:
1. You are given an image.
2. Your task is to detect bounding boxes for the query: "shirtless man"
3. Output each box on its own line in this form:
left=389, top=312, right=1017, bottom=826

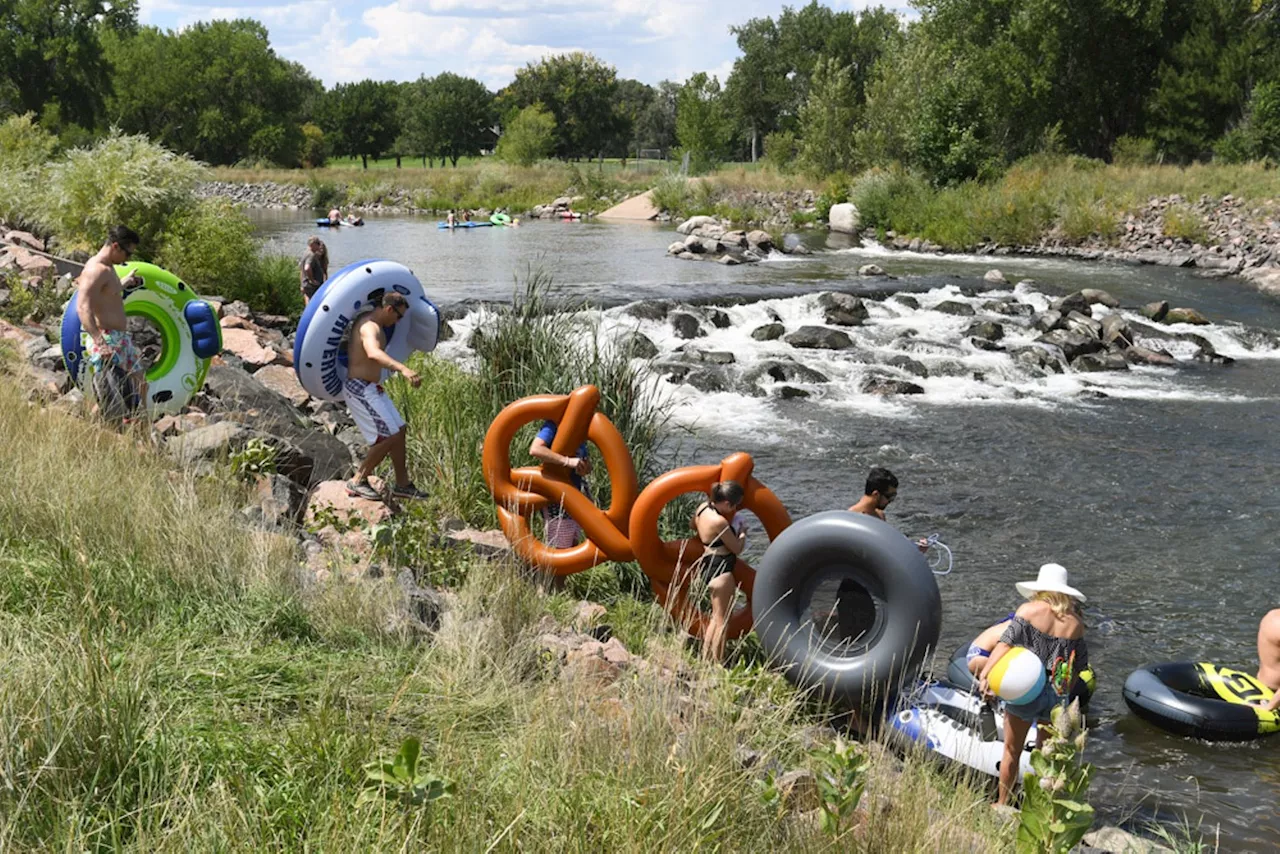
left=1252, top=608, right=1280, bottom=712
left=849, top=466, right=928, bottom=551
left=343, top=292, right=428, bottom=501
left=76, top=225, right=147, bottom=414
left=849, top=467, right=899, bottom=520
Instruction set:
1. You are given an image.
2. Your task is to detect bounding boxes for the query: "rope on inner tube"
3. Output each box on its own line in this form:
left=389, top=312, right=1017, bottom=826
left=924, top=533, right=953, bottom=576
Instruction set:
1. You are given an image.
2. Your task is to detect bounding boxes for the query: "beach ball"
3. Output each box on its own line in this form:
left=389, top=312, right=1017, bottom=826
left=988, top=647, right=1046, bottom=704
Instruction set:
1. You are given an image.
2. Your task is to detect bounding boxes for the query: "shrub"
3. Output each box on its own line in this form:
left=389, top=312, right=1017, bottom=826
left=649, top=173, right=692, bottom=215
left=850, top=168, right=930, bottom=233
left=38, top=130, right=206, bottom=255
left=496, top=104, right=556, bottom=167
left=1111, top=135, right=1159, bottom=166
left=815, top=171, right=851, bottom=222
left=762, top=130, right=799, bottom=172
left=156, top=198, right=302, bottom=315
left=300, top=123, right=328, bottom=169
left=0, top=113, right=58, bottom=172
left=308, top=177, right=344, bottom=211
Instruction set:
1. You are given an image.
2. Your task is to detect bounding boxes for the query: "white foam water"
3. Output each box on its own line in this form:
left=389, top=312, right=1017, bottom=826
left=436, top=282, right=1279, bottom=438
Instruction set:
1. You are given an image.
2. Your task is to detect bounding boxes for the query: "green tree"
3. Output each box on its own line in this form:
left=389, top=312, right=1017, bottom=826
left=103, top=20, right=320, bottom=165
left=1216, top=80, right=1280, bottom=161
left=0, top=0, right=137, bottom=129
left=724, top=16, right=787, bottom=162
left=676, top=73, right=729, bottom=172
left=429, top=73, right=494, bottom=166
left=299, top=123, right=327, bottom=168
left=609, top=78, right=653, bottom=160
left=798, top=57, right=860, bottom=175
left=635, top=80, right=680, bottom=154
left=499, top=52, right=622, bottom=160
left=495, top=104, right=556, bottom=166
left=321, top=79, right=401, bottom=169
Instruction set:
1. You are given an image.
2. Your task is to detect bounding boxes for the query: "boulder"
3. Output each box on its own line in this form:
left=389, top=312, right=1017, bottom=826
left=623, top=300, right=674, bottom=321
left=243, top=473, right=307, bottom=527
left=1099, top=314, right=1132, bottom=348
left=203, top=365, right=353, bottom=483
left=684, top=368, right=730, bottom=393
left=777, top=385, right=810, bottom=399
left=32, top=344, right=65, bottom=372
left=670, top=312, right=704, bottom=340
left=676, top=215, right=719, bottom=236
left=709, top=309, right=731, bottom=328
left=719, top=229, right=747, bottom=248
left=1073, top=352, right=1129, bottom=372
left=1163, top=307, right=1210, bottom=325
left=222, top=300, right=252, bottom=318
left=616, top=330, right=658, bottom=359
left=682, top=234, right=708, bottom=254
left=1064, top=311, right=1102, bottom=339
left=305, top=479, right=392, bottom=527
left=1034, top=310, right=1064, bottom=332
left=858, top=264, right=885, bottom=276
left=667, top=241, right=685, bottom=256
left=1080, top=288, right=1120, bottom=308
left=884, top=354, right=928, bottom=378
left=1037, top=329, right=1104, bottom=362
left=785, top=326, right=854, bottom=350
left=167, top=422, right=323, bottom=488
left=1012, top=346, right=1064, bottom=374
left=4, top=230, right=44, bottom=252
left=746, top=230, right=774, bottom=252
left=15, top=251, right=54, bottom=280
left=1124, top=345, right=1177, bottom=367
left=742, top=360, right=830, bottom=386
left=253, top=365, right=310, bottom=408
left=964, top=321, right=1004, bottom=342
left=220, top=327, right=276, bottom=369
left=1051, top=292, right=1091, bottom=317
left=890, top=294, right=920, bottom=310
left=983, top=269, right=1008, bottom=286
left=1141, top=300, right=1170, bottom=322
left=860, top=375, right=924, bottom=395
left=775, top=769, right=820, bottom=813
left=827, top=202, right=860, bottom=235
left=933, top=300, right=975, bottom=317
left=717, top=255, right=740, bottom=266
left=984, top=300, right=1034, bottom=317
left=673, top=348, right=735, bottom=365
left=750, top=322, right=786, bottom=341
left=817, top=292, right=869, bottom=326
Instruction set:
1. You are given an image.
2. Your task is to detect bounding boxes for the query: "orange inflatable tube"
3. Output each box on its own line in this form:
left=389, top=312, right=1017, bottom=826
left=629, top=452, right=792, bottom=640
left=481, top=385, right=638, bottom=575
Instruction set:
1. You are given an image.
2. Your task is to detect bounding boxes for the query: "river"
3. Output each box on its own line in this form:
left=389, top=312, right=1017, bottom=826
left=253, top=210, right=1280, bottom=850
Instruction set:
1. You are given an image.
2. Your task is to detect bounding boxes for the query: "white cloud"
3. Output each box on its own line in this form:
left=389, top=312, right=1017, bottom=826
left=137, top=0, right=898, bottom=88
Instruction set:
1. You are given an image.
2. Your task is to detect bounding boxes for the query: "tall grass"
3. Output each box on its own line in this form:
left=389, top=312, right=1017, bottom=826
left=851, top=156, right=1280, bottom=250
left=215, top=162, right=655, bottom=213
left=0, top=367, right=1012, bottom=851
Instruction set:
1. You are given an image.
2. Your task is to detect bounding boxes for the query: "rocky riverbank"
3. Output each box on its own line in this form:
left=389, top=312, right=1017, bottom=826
left=864, top=193, right=1280, bottom=298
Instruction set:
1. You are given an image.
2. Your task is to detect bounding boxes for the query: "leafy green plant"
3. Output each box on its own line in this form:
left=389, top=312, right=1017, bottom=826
left=307, top=177, right=343, bottom=210
left=359, top=737, right=454, bottom=808
left=0, top=273, right=63, bottom=324
left=1017, top=700, right=1095, bottom=854
left=1111, top=135, right=1159, bottom=166
left=811, top=737, right=868, bottom=837
left=1161, top=204, right=1208, bottom=244
left=229, top=438, right=278, bottom=480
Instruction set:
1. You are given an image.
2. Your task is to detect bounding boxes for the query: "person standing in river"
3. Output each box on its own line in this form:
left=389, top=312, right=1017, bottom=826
left=343, top=292, right=428, bottom=502
left=1251, top=608, right=1280, bottom=712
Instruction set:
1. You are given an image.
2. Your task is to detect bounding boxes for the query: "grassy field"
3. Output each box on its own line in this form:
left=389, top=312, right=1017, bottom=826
left=0, top=329, right=1018, bottom=851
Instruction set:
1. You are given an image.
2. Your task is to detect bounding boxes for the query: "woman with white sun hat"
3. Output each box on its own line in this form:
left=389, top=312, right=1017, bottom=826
left=978, top=563, right=1090, bottom=805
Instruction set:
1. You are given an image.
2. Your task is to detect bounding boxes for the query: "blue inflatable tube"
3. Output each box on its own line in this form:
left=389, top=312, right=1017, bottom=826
left=437, top=221, right=493, bottom=229
left=317, top=219, right=338, bottom=227
left=292, top=258, right=440, bottom=402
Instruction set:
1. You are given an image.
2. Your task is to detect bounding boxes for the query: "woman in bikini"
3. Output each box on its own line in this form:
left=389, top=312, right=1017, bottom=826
left=978, top=563, right=1089, bottom=806
left=688, top=481, right=747, bottom=663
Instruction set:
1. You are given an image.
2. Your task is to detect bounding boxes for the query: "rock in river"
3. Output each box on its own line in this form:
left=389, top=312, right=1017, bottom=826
left=785, top=326, right=854, bottom=350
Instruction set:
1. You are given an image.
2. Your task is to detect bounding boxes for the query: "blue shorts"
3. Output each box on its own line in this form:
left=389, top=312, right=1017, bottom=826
left=966, top=643, right=990, bottom=666
left=1004, top=682, right=1068, bottom=723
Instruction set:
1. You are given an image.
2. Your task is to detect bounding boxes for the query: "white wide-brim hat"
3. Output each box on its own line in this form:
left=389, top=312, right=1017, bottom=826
left=1016, top=563, right=1086, bottom=603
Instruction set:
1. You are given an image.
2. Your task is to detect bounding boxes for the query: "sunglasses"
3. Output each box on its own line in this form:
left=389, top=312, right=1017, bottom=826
left=391, top=306, right=406, bottom=320
left=118, top=243, right=135, bottom=259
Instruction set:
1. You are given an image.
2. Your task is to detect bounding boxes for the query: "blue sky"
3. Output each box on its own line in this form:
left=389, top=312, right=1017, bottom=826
left=136, top=0, right=897, bottom=90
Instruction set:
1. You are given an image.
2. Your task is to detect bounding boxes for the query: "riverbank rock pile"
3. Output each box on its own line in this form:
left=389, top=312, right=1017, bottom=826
left=0, top=227, right=65, bottom=311
left=197, top=181, right=314, bottom=209
left=530, top=196, right=585, bottom=219
left=667, top=216, right=790, bottom=265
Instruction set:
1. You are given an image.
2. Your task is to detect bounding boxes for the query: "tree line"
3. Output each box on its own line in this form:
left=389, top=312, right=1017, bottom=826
left=3, top=0, right=1279, bottom=183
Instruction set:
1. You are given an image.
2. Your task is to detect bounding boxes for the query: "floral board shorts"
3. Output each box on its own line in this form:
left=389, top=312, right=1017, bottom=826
left=83, top=330, right=143, bottom=374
